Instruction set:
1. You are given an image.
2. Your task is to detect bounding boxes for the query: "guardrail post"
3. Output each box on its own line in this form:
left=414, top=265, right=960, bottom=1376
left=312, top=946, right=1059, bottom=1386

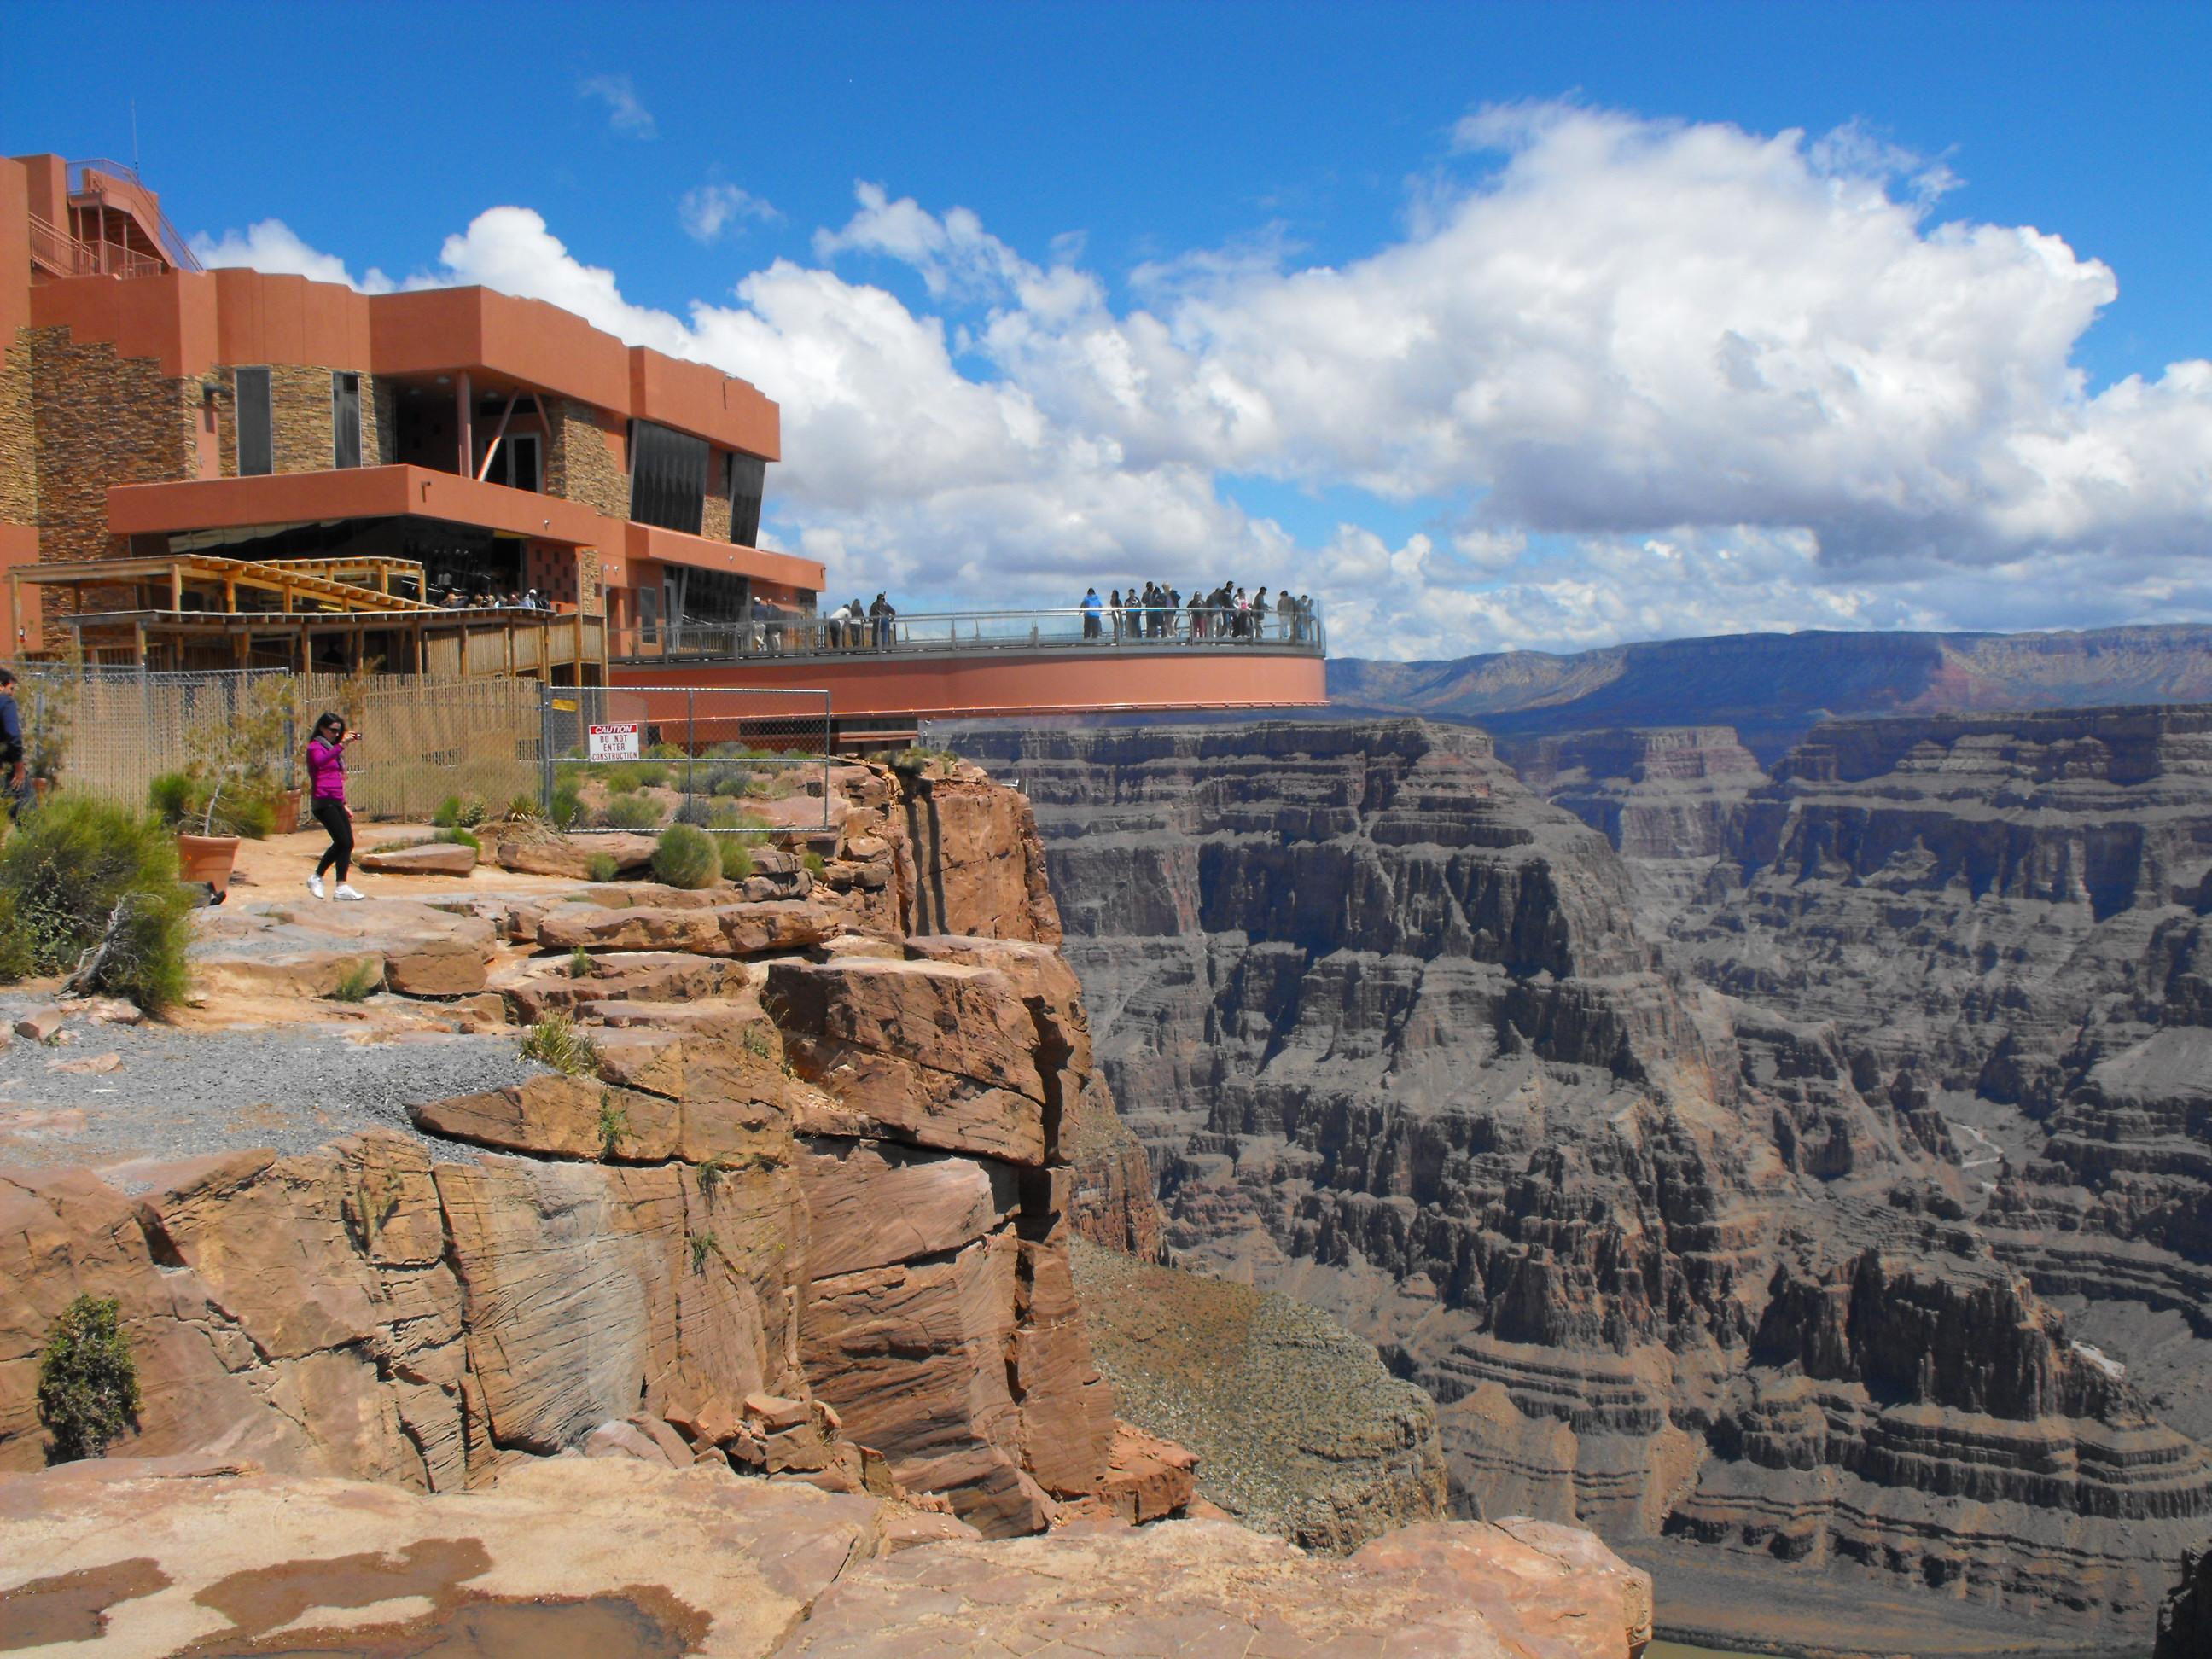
left=539, top=682, right=554, bottom=819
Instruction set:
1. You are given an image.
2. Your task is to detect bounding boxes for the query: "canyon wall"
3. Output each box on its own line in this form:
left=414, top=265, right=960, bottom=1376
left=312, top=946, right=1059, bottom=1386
left=962, top=717, right=2212, bottom=1655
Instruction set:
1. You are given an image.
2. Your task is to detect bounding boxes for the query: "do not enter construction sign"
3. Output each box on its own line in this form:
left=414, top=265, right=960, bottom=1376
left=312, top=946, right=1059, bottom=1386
left=588, top=722, right=642, bottom=762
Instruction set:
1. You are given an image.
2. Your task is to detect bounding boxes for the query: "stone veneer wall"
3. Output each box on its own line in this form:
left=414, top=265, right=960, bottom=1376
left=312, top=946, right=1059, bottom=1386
left=547, top=399, right=629, bottom=519
left=27, top=324, right=199, bottom=645
left=217, top=364, right=384, bottom=477
left=701, top=484, right=731, bottom=543
left=0, top=331, right=34, bottom=527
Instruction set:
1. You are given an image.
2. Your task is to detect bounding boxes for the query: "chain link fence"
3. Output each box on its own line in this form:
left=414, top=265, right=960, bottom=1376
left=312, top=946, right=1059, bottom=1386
left=542, top=684, right=831, bottom=835
left=17, top=667, right=542, bottom=823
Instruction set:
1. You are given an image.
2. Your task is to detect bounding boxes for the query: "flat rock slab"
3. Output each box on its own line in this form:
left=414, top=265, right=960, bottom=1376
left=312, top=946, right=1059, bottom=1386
left=487, top=832, right=659, bottom=879
left=0, top=1456, right=881, bottom=1658
left=189, top=900, right=494, bottom=1000
left=359, top=841, right=480, bottom=876
left=538, top=900, right=847, bottom=959
left=777, top=1514, right=1653, bottom=1657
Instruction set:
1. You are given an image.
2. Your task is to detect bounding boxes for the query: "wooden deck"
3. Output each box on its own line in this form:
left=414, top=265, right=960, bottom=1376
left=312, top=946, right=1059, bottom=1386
left=13, top=554, right=603, bottom=680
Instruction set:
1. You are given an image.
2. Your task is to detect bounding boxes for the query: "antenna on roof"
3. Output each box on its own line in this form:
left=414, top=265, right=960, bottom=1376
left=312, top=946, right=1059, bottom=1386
left=131, top=100, right=140, bottom=176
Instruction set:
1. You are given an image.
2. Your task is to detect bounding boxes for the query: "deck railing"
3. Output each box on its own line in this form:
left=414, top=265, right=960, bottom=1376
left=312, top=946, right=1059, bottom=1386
left=614, top=604, right=1326, bottom=664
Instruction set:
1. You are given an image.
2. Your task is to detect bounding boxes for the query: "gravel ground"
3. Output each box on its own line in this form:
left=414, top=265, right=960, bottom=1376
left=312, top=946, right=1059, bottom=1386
left=0, top=991, right=548, bottom=1177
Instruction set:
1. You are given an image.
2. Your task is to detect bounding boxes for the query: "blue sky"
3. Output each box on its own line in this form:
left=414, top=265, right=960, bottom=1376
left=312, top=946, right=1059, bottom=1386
left=9, top=2, right=2212, bottom=658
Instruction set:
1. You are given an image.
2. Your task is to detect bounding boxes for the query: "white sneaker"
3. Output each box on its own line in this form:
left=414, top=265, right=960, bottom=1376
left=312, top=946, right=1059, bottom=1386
left=307, top=874, right=326, bottom=899
left=334, top=883, right=366, bottom=902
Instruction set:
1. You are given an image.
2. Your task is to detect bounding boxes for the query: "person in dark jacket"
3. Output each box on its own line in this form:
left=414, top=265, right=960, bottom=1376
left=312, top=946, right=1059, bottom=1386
left=0, top=668, right=26, bottom=819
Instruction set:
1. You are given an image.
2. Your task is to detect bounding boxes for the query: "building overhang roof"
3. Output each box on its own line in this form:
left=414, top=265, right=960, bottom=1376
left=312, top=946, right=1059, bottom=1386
left=104, top=467, right=826, bottom=589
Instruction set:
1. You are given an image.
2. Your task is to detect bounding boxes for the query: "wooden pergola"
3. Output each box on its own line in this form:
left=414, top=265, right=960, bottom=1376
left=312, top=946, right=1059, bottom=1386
left=14, top=553, right=605, bottom=681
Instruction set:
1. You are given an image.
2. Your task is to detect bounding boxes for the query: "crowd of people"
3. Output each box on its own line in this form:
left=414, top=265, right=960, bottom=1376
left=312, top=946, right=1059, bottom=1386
left=435, top=585, right=555, bottom=612
left=1079, top=582, right=1318, bottom=643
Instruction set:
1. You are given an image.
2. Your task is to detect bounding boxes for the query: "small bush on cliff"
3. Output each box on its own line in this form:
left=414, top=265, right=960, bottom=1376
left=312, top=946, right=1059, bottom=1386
left=549, top=783, right=585, bottom=830
left=597, top=1091, right=631, bottom=1160
left=800, top=849, right=826, bottom=882
left=521, top=1011, right=598, bottom=1077
left=584, top=852, right=620, bottom=883
left=652, top=824, right=719, bottom=890
left=600, top=795, right=663, bottom=831
left=38, top=1294, right=141, bottom=1462
left=719, top=838, right=754, bottom=882
left=434, top=827, right=480, bottom=853
left=0, top=797, right=190, bottom=1013
left=329, top=960, right=382, bottom=1002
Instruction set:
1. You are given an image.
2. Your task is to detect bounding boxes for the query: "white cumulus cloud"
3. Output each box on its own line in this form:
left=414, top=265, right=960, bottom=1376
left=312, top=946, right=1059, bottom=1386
left=183, top=103, right=2212, bottom=659
left=192, top=220, right=393, bottom=294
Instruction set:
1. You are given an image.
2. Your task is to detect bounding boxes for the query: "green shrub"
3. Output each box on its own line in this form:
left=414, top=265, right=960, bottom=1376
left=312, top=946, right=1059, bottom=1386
left=0, top=797, right=191, bottom=1013
left=223, top=791, right=279, bottom=841
left=37, top=1294, right=141, bottom=1461
left=645, top=742, right=687, bottom=760
left=520, top=1011, right=597, bottom=1077
left=719, top=838, right=755, bottom=882
left=506, top=791, right=543, bottom=822
left=672, top=795, right=715, bottom=827
left=434, top=827, right=481, bottom=853
left=709, top=771, right=752, bottom=798
left=550, top=783, right=585, bottom=829
left=600, top=795, right=663, bottom=831
left=330, top=960, right=383, bottom=1002
left=800, top=849, right=827, bottom=881
left=568, top=946, right=594, bottom=980
left=148, top=771, right=198, bottom=828
left=652, top=824, right=719, bottom=890
left=598, top=1090, right=632, bottom=1160
left=712, top=801, right=771, bottom=831
left=585, top=852, right=620, bottom=883
left=432, top=793, right=487, bottom=829
left=632, top=761, right=672, bottom=789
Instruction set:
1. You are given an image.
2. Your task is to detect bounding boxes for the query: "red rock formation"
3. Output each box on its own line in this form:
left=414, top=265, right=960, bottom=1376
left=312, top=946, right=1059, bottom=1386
left=0, top=759, right=1185, bottom=1541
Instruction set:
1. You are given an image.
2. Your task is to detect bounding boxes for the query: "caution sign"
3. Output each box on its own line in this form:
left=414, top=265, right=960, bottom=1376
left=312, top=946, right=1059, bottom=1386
left=588, top=722, right=642, bottom=763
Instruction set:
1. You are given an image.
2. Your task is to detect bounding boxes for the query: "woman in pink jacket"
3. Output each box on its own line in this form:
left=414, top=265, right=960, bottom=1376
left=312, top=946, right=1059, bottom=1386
left=304, top=713, right=364, bottom=900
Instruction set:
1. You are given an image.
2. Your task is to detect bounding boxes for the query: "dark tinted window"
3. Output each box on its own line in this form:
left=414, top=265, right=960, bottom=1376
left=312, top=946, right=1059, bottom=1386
left=236, top=367, right=272, bottom=476
left=332, top=372, right=361, bottom=469
left=630, top=420, right=707, bottom=534
left=728, top=452, right=765, bottom=545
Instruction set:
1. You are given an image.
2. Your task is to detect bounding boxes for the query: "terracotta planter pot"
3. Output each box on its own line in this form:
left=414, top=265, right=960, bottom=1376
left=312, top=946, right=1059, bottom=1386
left=271, top=789, right=304, bottom=836
left=176, top=833, right=242, bottom=899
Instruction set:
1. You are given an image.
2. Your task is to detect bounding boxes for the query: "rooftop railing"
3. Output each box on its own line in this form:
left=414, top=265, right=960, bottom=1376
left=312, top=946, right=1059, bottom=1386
left=612, top=603, right=1327, bottom=664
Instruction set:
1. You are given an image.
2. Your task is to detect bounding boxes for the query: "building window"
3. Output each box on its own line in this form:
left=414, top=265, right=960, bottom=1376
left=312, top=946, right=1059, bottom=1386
left=332, top=372, right=362, bottom=469
left=728, top=452, right=765, bottom=546
left=236, top=366, right=272, bottom=476
left=482, top=432, right=540, bottom=492
left=629, top=420, right=707, bottom=535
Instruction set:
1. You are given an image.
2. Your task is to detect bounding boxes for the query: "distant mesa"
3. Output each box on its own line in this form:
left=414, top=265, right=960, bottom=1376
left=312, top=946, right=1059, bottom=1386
left=1327, top=622, right=2212, bottom=761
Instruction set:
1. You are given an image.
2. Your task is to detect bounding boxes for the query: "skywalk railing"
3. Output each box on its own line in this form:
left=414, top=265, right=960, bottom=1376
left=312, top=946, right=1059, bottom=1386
left=613, top=604, right=1326, bottom=664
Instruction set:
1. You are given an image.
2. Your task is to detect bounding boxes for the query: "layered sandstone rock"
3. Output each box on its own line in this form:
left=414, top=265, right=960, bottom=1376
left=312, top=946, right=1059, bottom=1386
left=1, top=759, right=1190, bottom=1546
left=961, top=718, right=2212, bottom=1653
left=0, top=1456, right=1652, bottom=1658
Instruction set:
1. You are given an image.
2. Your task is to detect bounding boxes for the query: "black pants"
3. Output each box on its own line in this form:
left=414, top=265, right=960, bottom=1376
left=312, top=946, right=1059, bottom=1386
left=312, top=797, right=353, bottom=882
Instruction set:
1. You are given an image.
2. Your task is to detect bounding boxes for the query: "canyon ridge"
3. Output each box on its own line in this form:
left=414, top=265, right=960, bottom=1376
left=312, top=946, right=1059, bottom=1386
left=963, top=713, right=2212, bottom=1657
